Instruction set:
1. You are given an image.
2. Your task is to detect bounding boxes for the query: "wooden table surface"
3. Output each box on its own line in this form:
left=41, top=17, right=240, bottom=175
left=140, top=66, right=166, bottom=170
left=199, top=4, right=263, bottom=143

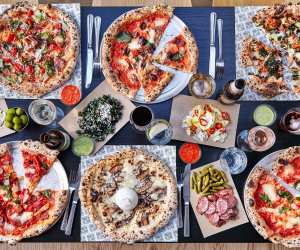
left=0, top=0, right=295, bottom=250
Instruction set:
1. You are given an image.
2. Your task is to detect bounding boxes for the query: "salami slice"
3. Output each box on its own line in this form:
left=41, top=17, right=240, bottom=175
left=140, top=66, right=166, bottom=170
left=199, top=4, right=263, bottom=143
left=217, top=188, right=233, bottom=198
left=216, top=198, right=228, bottom=215
left=207, top=194, right=217, bottom=202
left=226, top=195, right=237, bottom=209
left=220, top=212, right=231, bottom=221
left=196, top=197, right=209, bottom=215
left=227, top=208, right=238, bottom=219
left=205, top=202, right=216, bottom=215
left=208, top=213, right=220, bottom=226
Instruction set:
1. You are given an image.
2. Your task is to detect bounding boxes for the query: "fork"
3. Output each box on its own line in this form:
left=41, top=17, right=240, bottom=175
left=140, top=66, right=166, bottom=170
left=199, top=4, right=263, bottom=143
left=60, top=168, right=80, bottom=231
left=177, top=171, right=183, bottom=228
left=216, top=18, right=224, bottom=79
left=93, top=16, right=102, bottom=72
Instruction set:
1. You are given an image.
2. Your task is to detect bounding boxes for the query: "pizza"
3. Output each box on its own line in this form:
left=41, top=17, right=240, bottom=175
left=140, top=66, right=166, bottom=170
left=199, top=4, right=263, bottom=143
left=140, top=63, right=173, bottom=102
left=240, top=37, right=288, bottom=98
left=101, top=5, right=199, bottom=102
left=251, top=4, right=300, bottom=96
left=0, top=2, right=79, bottom=97
left=79, top=148, right=177, bottom=243
left=153, top=28, right=198, bottom=73
left=20, top=140, right=59, bottom=192
left=244, top=146, right=300, bottom=248
left=0, top=142, right=67, bottom=244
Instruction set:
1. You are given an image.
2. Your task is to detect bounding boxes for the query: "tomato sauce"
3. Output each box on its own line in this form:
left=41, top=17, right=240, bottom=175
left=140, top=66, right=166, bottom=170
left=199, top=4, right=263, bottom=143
left=179, top=143, right=201, bottom=164
left=61, top=85, right=81, bottom=106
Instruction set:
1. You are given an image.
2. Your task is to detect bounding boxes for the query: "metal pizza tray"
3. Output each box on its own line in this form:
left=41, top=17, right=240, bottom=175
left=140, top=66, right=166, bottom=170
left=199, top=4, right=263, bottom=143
left=99, top=10, right=194, bottom=104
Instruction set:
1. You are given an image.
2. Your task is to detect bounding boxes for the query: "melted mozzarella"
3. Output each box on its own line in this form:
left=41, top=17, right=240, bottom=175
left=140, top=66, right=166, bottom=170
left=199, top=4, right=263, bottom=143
left=10, top=212, right=33, bottom=225
left=117, top=58, right=129, bottom=69
left=148, top=29, right=155, bottom=43
left=283, top=164, right=295, bottom=177
left=3, top=222, right=14, bottom=233
left=154, top=18, right=167, bottom=27
left=128, top=38, right=141, bottom=50
left=262, top=183, right=279, bottom=202
left=286, top=216, right=300, bottom=229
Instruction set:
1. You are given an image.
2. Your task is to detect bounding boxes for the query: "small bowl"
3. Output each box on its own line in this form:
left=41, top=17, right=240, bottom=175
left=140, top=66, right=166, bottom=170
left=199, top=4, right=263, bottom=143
left=4, top=107, right=29, bottom=132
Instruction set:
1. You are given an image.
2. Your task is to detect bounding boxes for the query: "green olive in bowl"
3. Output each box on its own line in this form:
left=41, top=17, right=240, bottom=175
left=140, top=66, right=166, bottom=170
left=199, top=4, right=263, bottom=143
left=5, top=107, right=29, bottom=132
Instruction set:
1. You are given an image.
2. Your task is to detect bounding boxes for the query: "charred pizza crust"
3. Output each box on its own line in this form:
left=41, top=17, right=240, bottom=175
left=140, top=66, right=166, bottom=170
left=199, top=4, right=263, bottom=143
left=79, top=148, right=177, bottom=243
left=101, top=5, right=173, bottom=100
left=0, top=2, right=80, bottom=97
left=19, top=140, right=59, bottom=164
left=154, top=27, right=199, bottom=73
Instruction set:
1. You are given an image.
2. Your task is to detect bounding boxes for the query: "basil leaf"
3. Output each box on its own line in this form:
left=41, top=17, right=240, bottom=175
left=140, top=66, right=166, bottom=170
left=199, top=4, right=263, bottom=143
left=170, top=52, right=183, bottom=62
left=116, top=32, right=132, bottom=43
left=43, top=190, right=51, bottom=198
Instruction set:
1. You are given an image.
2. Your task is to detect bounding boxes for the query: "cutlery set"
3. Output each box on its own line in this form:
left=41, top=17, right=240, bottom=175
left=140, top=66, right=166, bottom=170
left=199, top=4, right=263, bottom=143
left=209, top=12, right=224, bottom=80
left=85, top=14, right=102, bottom=89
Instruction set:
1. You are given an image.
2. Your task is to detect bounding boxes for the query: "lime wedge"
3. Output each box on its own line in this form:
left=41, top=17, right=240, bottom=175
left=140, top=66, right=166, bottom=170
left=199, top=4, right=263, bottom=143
left=72, top=136, right=94, bottom=156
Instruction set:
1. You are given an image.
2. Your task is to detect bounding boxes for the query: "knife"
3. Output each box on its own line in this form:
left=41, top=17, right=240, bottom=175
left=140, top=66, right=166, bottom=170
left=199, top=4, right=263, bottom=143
left=183, top=163, right=191, bottom=237
left=209, top=12, right=217, bottom=79
left=85, top=14, right=94, bottom=89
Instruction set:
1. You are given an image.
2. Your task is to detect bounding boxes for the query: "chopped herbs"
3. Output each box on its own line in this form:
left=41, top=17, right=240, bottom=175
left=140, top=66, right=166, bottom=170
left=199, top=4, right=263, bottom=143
left=10, top=19, right=20, bottom=31
left=13, top=198, right=21, bottom=204
left=259, top=48, right=268, bottom=57
left=41, top=161, right=49, bottom=169
left=279, top=206, right=289, bottom=214
left=43, top=190, right=51, bottom=198
left=170, top=52, right=183, bottom=62
left=77, top=95, right=123, bottom=141
left=116, top=32, right=132, bottom=43
left=45, top=59, right=55, bottom=76
left=277, top=189, right=293, bottom=203
left=260, top=193, right=272, bottom=206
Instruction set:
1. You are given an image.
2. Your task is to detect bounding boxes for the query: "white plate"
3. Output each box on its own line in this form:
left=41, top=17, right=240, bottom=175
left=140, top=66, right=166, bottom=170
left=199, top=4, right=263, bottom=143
left=100, top=12, right=194, bottom=104
left=8, top=141, right=69, bottom=191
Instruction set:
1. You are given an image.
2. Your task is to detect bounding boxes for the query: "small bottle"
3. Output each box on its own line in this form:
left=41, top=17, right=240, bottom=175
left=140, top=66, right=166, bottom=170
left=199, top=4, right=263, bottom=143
left=218, top=79, right=245, bottom=104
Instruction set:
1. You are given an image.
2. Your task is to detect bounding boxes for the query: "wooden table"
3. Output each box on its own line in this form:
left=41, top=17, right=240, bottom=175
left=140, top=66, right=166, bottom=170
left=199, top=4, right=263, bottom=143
left=0, top=1, right=293, bottom=250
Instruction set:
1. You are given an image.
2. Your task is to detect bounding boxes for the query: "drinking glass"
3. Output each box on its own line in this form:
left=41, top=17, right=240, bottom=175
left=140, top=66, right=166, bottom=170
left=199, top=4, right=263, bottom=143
left=220, top=147, right=247, bottom=175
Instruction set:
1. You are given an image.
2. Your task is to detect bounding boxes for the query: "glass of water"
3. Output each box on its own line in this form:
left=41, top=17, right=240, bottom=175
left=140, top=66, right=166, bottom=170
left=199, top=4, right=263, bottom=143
left=146, top=119, right=173, bottom=145
left=219, top=147, right=247, bottom=175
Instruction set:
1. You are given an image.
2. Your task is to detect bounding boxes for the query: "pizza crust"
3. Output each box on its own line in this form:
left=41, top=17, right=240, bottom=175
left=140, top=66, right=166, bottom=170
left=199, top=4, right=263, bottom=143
left=0, top=143, right=8, bottom=156
left=79, top=148, right=177, bottom=243
left=0, top=2, right=80, bottom=97
left=19, top=140, right=59, bottom=163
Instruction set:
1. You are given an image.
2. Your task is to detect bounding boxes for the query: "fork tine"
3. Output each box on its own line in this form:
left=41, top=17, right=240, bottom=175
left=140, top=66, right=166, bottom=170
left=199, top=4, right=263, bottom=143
left=69, top=169, right=76, bottom=182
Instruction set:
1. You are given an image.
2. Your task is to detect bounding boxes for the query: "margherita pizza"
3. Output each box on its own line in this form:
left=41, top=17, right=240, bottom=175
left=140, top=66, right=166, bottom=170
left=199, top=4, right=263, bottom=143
left=153, top=28, right=198, bottom=73
left=0, top=142, right=67, bottom=244
left=0, top=2, right=79, bottom=97
left=79, top=148, right=177, bottom=243
left=245, top=146, right=300, bottom=248
left=101, top=5, right=199, bottom=102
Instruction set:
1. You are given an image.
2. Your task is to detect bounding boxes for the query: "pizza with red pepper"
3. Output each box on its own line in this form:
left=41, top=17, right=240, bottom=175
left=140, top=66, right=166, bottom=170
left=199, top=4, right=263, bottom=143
left=0, top=142, right=67, bottom=244
left=0, top=2, right=79, bottom=97
left=153, top=28, right=198, bottom=73
left=20, top=140, right=59, bottom=192
left=101, top=5, right=199, bottom=102
left=244, top=146, right=300, bottom=248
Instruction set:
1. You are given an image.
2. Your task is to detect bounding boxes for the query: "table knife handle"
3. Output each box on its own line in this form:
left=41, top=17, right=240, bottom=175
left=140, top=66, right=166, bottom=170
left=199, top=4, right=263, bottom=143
left=65, top=201, right=77, bottom=236
left=94, top=16, right=101, bottom=60
left=217, top=19, right=223, bottom=60
left=60, top=190, right=73, bottom=231
left=184, top=203, right=190, bottom=237
left=210, top=12, right=217, bottom=45
left=87, top=14, right=94, bottom=47
left=177, top=186, right=183, bottom=228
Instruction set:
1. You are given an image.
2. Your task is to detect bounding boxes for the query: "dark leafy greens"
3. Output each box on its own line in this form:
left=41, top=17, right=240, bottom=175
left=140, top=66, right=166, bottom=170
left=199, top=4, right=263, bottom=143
left=77, top=95, right=123, bottom=141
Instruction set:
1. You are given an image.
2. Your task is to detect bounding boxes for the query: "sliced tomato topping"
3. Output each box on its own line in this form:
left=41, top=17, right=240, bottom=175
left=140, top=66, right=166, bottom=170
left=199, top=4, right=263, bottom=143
left=25, top=65, right=34, bottom=75
left=13, top=63, right=23, bottom=73
left=221, top=111, right=230, bottom=121
left=10, top=47, right=17, bottom=57
left=199, top=118, right=208, bottom=126
left=6, top=33, right=16, bottom=43
left=207, top=128, right=215, bottom=135
left=215, top=123, right=223, bottom=129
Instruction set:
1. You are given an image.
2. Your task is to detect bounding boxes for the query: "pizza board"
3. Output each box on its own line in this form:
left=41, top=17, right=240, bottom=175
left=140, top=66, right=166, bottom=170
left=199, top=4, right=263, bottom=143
left=0, top=99, right=15, bottom=138
left=100, top=11, right=194, bottom=104
left=59, top=80, right=136, bottom=154
left=190, top=160, right=249, bottom=238
left=169, top=95, right=240, bottom=149
left=8, top=141, right=69, bottom=191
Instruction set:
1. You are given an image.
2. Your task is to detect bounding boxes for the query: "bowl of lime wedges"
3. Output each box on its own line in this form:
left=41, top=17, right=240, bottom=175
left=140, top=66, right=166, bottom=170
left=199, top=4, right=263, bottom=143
left=5, top=107, right=29, bottom=132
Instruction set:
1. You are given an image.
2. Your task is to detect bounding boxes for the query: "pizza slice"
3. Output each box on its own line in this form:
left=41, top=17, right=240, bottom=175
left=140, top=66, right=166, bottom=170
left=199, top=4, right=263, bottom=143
left=0, top=144, right=19, bottom=202
left=19, top=140, right=59, bottom=192
left=2, top=189, right=67, bottom=243
left=140, top=63, right=173, bottom=102
left=153, top=28, right=198, bottom=73
left=240, top=38, right=288, bottom=98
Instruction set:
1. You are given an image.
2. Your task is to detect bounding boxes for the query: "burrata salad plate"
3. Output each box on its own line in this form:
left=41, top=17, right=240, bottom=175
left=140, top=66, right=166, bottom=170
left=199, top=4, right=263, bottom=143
left=169, top=95, right=240, bottom=149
